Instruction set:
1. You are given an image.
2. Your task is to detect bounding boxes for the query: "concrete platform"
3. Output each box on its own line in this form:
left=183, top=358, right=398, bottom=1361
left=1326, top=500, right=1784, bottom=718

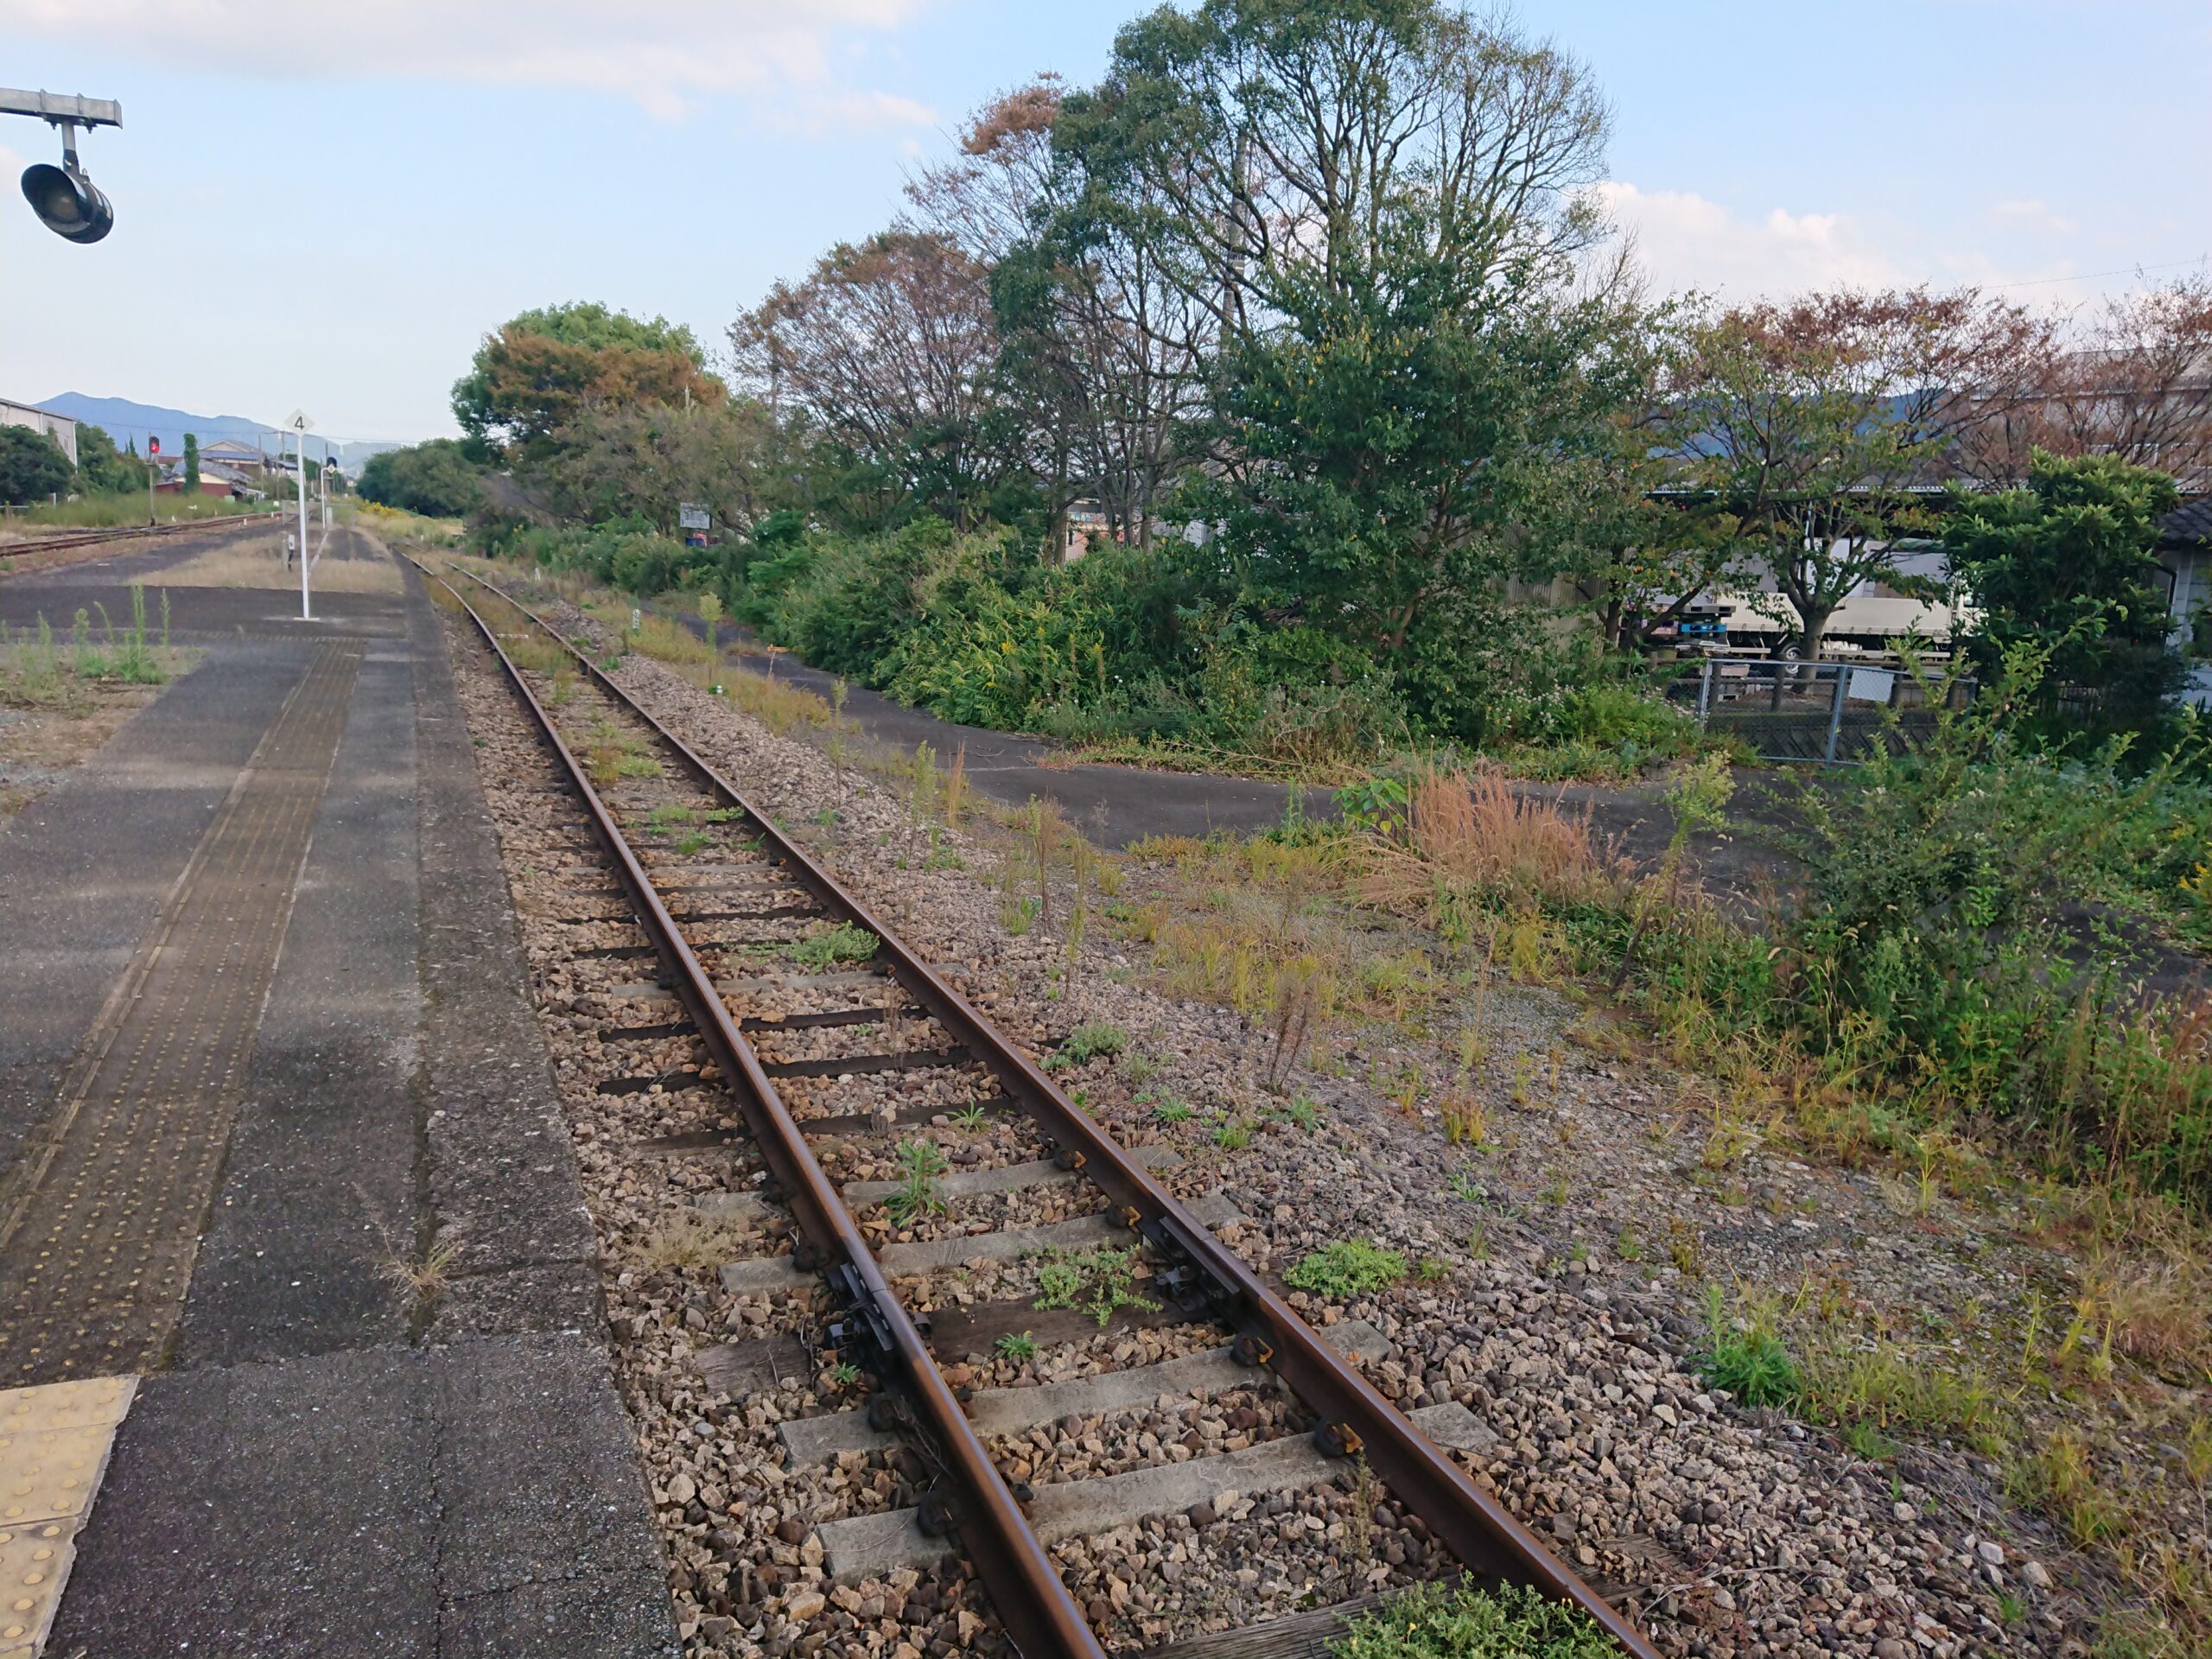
left=0, top=538, right=676, bottom=1656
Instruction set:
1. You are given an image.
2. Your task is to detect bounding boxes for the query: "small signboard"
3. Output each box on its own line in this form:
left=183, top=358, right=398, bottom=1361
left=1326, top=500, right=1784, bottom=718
left=677, top=502, right=711, bottom=531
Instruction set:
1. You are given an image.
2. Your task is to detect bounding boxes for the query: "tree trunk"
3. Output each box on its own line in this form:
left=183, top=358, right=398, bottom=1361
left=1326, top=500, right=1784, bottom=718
left=1799, top=607, right=1831, bottom=664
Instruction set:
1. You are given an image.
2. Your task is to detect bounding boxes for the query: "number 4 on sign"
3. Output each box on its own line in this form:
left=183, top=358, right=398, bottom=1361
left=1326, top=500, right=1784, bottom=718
left=285, top=411, right=315, bottom=620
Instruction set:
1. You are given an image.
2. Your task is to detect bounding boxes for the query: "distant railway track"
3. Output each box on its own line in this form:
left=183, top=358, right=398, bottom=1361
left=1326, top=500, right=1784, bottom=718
left=0, top=510, right=279, bottom=575
left=425, top=555, right=1662, bottom=1659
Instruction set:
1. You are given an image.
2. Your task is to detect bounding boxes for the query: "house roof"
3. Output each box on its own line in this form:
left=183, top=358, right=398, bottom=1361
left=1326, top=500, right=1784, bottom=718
left=2160, top=495, right=2212, bottom=547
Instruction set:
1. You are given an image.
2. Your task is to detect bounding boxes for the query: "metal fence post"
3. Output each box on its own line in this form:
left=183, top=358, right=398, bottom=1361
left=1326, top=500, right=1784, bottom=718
left=1696, top=658, right=1713, bottom=723
left=1823, top=664, right=1848, bottom=765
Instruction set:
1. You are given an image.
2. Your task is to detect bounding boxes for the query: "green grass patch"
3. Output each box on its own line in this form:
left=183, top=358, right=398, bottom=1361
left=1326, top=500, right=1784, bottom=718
left=1032, top=1246, right=1158, bottom=1327
left=1330, top=1581, right=1617, bottom=1659
left=1043, top=1023, right=1128, bottom=1072
left=1286, top=1239, right=1407, bottom=1300
left=782, top=923, right=879, bottom=967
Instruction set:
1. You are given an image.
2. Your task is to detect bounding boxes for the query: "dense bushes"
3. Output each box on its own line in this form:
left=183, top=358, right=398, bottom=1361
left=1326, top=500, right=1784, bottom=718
left=480, top=516, right=715, bottom=598
left=700, top=513, right=1437, bottom=765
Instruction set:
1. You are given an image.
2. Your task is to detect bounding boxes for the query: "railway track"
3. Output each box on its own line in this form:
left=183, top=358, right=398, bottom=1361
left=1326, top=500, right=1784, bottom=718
left=0, top=510, right=278, bottom=572
left=426, top=556, right=1662, bottom=1659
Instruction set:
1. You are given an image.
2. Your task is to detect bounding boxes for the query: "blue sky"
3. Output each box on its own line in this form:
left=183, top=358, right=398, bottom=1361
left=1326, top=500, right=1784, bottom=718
left=2, top=0, right=2206, bottom=446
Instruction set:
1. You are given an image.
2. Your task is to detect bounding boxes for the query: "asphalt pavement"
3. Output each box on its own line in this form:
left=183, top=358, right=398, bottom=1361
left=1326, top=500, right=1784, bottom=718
left=0, top=535, right=675, bottom=1656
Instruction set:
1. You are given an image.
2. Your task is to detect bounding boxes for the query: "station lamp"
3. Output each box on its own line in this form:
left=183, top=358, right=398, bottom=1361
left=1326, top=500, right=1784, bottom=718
left=3, top=90, right=123, bottom=243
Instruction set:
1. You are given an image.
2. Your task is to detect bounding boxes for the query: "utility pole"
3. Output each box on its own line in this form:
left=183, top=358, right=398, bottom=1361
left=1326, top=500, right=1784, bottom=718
left=146, top=434, right=160, bottom=525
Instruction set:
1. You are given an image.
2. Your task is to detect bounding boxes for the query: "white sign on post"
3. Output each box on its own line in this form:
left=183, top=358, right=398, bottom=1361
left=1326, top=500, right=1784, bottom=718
left=677, top=502, right=711, bottom=531
left=287, top=411, right=315, bottom=620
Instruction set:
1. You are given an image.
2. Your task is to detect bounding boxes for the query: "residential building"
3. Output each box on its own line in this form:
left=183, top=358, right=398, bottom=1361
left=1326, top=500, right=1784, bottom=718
left=2159, top=496, right=2212, bottom=709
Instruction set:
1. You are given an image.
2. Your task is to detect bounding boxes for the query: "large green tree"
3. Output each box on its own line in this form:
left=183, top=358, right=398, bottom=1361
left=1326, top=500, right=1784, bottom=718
left=0, top=426, right=73, bottom=505
left=454, top=302, right=725, bottom=461
left=1052, top=0, right=1636, bottom=734
left=73, top=423, right=148, bottom=494
left=358, top=439, right=486, bottom=518
left=541, top=399, right=782, bottom=535
left=1944, top=449, right=2183, bottom=727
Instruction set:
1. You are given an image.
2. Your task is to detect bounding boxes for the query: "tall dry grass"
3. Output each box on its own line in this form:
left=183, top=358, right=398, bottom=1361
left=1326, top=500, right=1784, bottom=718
left=1361, top=766, right=1630, bottom=920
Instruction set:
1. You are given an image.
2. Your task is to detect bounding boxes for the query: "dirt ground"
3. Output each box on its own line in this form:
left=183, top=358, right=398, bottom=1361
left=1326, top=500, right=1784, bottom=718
left=0, top=674, right=172, bottom=817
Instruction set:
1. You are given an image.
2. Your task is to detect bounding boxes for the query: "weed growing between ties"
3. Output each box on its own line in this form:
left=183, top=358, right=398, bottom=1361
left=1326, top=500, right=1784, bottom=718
left=1329, top=1580, right=1615, bottom=1659
left=885, top=1140, right=950, bottom=1227
left=1031, top=1245, right=1159, bottom=1326
left=782, top=923, right=880, bottom=967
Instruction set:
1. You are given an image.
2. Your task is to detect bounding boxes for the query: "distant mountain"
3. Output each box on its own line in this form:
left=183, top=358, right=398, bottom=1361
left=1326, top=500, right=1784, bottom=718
left=32, top=393, right=407, bottom=472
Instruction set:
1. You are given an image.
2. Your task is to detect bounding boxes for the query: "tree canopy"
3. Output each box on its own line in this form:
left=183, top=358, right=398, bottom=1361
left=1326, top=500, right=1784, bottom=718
left=1945, top=450, right=2183, bottom=728
left=0, top=426, right=73, bottom=505
left=358, top=439, right=486, bottom=518
left=453, top=302, right=726, bottom=461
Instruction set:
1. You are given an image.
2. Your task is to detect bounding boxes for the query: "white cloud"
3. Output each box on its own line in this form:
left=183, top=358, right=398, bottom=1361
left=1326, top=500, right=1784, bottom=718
left=3, top=1, right=938, bottom=125
left=1593, top=180, right=1904, bottom=300
left=1988, top=198, right=2080, bottom=236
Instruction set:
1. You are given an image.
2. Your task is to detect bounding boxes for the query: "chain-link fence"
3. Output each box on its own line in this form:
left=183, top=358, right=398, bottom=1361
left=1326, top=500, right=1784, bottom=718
left=1664, top=658, right=1974, bottom=765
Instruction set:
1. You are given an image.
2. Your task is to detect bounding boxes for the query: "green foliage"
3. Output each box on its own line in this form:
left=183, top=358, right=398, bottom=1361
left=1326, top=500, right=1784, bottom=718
left=1285, top=1239, right=1408, bottom=1300
left=1946, top=450, right=2185, bottom=735
left=885, top=1139, right=950, bottom=1227
left=484, top=517, right=715, bottom=598
left=73, top=423, right=147, bottom=494
left=782, top=923, right=880, bottom=966
left=1330, top=1580, right=1617, bottom=1659
left=995, top=1332, right=1037, bottom=1362
left=0, top=425, right=73, bottom=505
left=1554, top=645, right=2212, bottom=1210
left=1032, top=1245, right=1159, bottom=1326
left=1044, top=1023, right=1128, bottom=1072
left=1334, top=776, right=1409, bottom=836
left=358, top=439, right=485, bottom=518
left=181, top=431, right=199, bottom=492
left=1695, top=1287, right=1804, bottom=1408
left=453, top=302, right=725, bottom=459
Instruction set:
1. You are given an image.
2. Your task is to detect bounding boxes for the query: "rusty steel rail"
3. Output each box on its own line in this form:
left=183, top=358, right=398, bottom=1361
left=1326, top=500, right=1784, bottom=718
left=426, top=563, right=1105, bottom=1659
left=0, top=511, right=280, bottom=565
left=436, top=560, right=1663, bottom=1659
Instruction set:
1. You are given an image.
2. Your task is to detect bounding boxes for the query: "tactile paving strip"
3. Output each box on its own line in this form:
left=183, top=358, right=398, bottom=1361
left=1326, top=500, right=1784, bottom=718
left=0, top=1374, right=135, bottom=1658
left=0, top=644, right=362, bottom=1386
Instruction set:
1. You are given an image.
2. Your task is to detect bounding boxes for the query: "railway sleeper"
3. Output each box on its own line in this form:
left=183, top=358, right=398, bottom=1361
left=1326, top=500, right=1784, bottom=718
left=817, top=1400, right=1498, bottom=1578
left=717, top=1194, right=1243, bottom=1293
left=781, top=1318, right=1391, bottom=1465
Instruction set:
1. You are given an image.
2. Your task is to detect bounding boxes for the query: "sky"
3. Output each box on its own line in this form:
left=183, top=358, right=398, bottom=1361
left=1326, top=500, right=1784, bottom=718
left=1, top=0, right=2207, bottom=447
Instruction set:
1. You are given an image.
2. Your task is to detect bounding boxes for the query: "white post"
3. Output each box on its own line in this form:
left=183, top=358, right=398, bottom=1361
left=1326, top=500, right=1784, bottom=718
left=296, top=428, right=311, bottom=620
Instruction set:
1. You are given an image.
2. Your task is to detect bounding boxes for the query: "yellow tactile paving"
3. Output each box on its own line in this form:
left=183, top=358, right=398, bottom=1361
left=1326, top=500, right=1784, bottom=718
left=0, top=645, right=362, bottom=1385
left=0, top=1374, right=134, bottom=1658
